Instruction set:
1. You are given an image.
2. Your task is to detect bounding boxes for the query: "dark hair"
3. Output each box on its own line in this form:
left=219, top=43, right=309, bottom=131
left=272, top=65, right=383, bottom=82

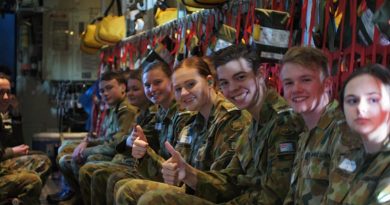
left=143, top=60, right=172, bottom=78
left=281, top=46, right=329, bottom=78
left=174, top=56, right=213, bottom=79
left=213, top=44, right=261, bottom=74
left=128, top=68, right=143, bottom=82
left=340, top=64, right=390, bottom=111
left=0, top=72, right=11, bottom=83
left=100, top=71, right=127, bottom=85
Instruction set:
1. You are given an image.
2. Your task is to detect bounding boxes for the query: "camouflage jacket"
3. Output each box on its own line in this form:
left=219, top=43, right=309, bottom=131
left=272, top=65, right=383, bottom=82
left=321, top=130, right=390, bottom=205
left=175, top=94, right=251, bottom=171
left=284, top=101, right=345, bottom=205
left=194, top=90, right=304, bottom=204
left=115, top=104, right=159, bottom=154
left=83, top=98, right=137, bottom=157
left=154, top=101, right=193, bottom=160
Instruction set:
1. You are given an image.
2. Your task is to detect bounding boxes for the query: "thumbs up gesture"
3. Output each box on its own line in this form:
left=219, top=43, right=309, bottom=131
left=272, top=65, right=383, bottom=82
left=131, top=125, right=148, bottom=159
left=161, top=141, right=187, bottom=186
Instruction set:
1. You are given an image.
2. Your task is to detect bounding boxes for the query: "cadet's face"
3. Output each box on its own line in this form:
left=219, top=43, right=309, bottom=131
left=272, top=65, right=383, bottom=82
left=281, top=63, right=330, bottom=114
left=127, top=79, right=148, bottom=108
left=0, top=78, right=11, bottom=111
left=343, top=74, right=390, bottom=137
left=217, top=59, right=259, bottom=110
left=99, top=79, right=125, bottom=106
left=172, top=67, right=210, bottom=112
left=143, top=68, right=172, bottom=108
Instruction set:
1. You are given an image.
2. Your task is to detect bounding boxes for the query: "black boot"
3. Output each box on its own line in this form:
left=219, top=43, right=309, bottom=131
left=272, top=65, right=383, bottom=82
left=46, top=190, right=75, bottom=203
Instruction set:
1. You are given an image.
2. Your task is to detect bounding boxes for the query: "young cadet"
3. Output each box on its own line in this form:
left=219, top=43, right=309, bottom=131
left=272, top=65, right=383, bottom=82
left=321, top=64, right=390, bottom=204
left=280, top=46, right=352, bottom=205
left=137, top=44, right=303, bottom=205
left=48, top=71, right=137, bottom=203
left=0, top=73, right=51, bottom=204
left=114, top=56, right=251, bottom=204
left=78, top=68, right=158, bottom=205
left=89, top=60, right=191, bottom=205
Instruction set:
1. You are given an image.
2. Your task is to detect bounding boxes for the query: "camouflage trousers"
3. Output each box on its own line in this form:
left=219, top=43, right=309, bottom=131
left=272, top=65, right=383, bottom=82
left=56, top=140, right=79, bottom=165
left=136, top=189, right=252, bottom=205
left=59, top=152, right=112, bottom=192
left=79, top=156, right=140, bottom=205
left=0, top=170, right=42, bottom=205
left=0, top=152, right=51, bottom=183
left=114, top=179, right=185, bottom=205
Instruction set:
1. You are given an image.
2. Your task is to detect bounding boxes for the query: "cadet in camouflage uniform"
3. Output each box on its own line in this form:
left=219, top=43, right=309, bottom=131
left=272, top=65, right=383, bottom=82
left=0, top=125, right=48, bottom=204
left=114, top=56, right=251, bottom=205
left=320, top=64, right=390, bottom=204
left=78, top=69, right=158, bottom=205
left=48, top=71, right=137, bottom=203
left=279, top=47, right=351, bottom=205
left=0, top=143, right=42, bottom=205
left=137, top=45, right=303, bottom=205
left=0, top=73, right=51, bottom=182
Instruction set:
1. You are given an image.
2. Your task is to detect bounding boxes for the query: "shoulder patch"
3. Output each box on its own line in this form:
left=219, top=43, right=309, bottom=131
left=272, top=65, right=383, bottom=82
left=279, top=142, right=295, bottom=153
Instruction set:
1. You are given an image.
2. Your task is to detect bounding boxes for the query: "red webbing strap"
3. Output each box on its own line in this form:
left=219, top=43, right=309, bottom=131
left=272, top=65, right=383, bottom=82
left=186, top=20, right=197, bottom=52
left=126, top=43, right=135, bottom=70
left=202, top=14, right=214, bottom=54
left=96, top=106, right=107, bottom=138
left=322, top=0, right=331, bottom=50
left=243, top=0, right=255, bottom=43
left=372, top=0, right=385, bottom=64
left=337, top=0, right=347, bottom=71
left=349, top=0, right=357, bottom=74
left=171, top=26, right=182, bottom=56
left=308, top=0, right=317, bottom=46
left=226, top=9, right=233, bottom=27
left=383, top=46, right=389, bottom=66
left=300, top=0, right=308, bottom=44
left=235, top=1, right=243, bottom=44
left=288, top=0, right=296, bottom=47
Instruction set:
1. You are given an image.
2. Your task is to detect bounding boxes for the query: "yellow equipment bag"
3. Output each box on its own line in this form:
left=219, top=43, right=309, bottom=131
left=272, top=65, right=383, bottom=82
left=181, top=0, right=226, bottom=8
left=95, top=0, right=125, bottom=45
left=155, top=7, right=177, bottom=26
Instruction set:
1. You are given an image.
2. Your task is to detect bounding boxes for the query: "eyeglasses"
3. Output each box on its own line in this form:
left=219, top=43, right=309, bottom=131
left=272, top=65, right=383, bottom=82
left=0, top=89, right=11, bottom=97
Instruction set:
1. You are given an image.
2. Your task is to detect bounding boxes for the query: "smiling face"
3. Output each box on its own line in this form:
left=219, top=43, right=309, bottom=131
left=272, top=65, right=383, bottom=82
left=217, top=58, right=263, bottom=111
left=343, top=74, right=390, bottom=138
left=172, top=67, right=212, bottom=113
left=281, top=62, right=331, bottom=116
left=127, top=78, right=149, bottom=108
left=142, top=68, right=173, bottom=109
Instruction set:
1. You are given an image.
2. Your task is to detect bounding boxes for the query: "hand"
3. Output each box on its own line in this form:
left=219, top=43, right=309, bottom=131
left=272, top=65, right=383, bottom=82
left=161, top=141, right=187, bottom=186
left=72, top=141, right=87, bottom=163
left=12, top=144, right=29, bottom=155
left=131, top=125, right=148, bottom=159
left=126, top=125, right=138, bottom=147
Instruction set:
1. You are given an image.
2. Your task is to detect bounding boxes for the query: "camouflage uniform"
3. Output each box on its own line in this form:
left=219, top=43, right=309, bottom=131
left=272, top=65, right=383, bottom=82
left=114, top=94, right=252, bottom=205
left=93, top=102, right=191, bottom=205
left=136, top=90, right=304, bottom=205
left=58, top=98, right=136, bottom=196
left=321, top=125, right=390, bottom=205
left=79, top=101, right=191, bottom=205
left=283, top=101, right=346, bottom=205
left=79, top=104, right=158, bottom=205
left=0, top=142, right=44, bottom=204
left=88, top=101, right=192, bottom=205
